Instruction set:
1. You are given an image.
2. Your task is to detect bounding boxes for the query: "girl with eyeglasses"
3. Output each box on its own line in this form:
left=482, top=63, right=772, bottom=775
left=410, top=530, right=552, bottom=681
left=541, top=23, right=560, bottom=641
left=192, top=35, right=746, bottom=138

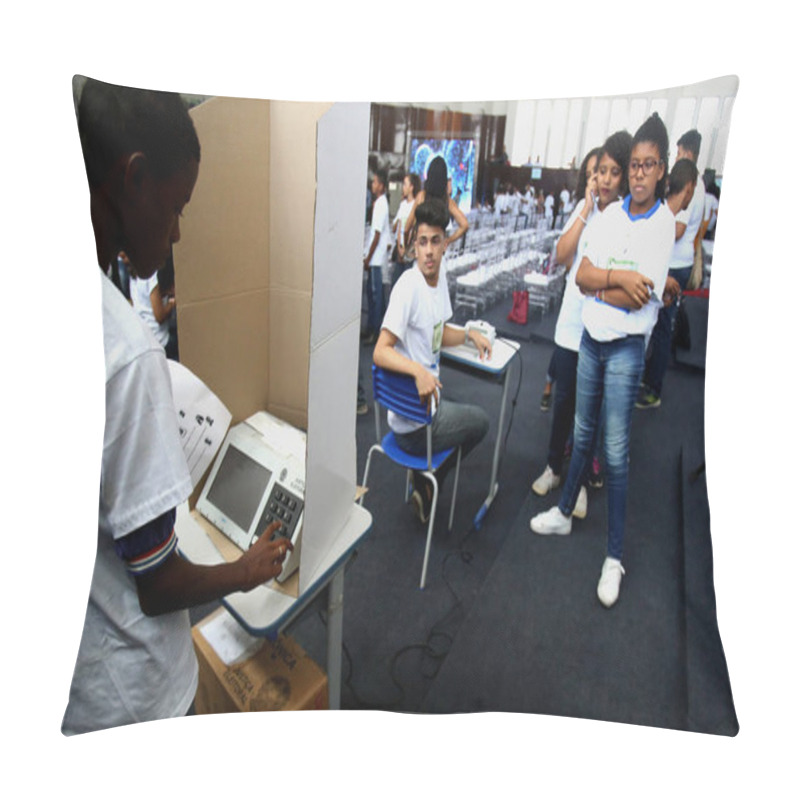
left=530, top=113, right=675, bottom=609
left=532, top=132, right=633, bottom=522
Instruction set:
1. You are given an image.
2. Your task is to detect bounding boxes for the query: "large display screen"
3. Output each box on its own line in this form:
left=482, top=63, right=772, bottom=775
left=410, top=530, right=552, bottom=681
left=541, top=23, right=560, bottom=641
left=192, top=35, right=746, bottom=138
left=204, top=444, right=273, bottom=534
left=409, top=137, right=475, bottom=214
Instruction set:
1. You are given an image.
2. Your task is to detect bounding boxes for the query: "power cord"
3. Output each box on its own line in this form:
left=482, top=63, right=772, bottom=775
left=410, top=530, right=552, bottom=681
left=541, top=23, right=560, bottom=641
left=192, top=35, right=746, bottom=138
left=317, top=519, right=482, bottom=711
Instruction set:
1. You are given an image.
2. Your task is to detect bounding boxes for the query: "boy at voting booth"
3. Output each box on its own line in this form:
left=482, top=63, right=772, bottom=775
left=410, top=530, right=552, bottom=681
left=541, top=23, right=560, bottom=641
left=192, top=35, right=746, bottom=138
left=62, top=77, right=294, bottom=735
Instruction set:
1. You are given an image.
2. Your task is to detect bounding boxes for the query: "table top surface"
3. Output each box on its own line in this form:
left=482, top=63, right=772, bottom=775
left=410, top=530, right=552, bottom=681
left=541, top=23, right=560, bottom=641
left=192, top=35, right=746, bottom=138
left=177, top=502, right=372, bottom=637
left=441, top=337, right=520, bottom=374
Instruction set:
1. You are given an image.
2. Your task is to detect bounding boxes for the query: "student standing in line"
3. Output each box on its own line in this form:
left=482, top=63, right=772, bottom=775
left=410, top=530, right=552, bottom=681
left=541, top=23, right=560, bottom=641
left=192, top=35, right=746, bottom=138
left=362, top=168, right=392, bottom=344
left=404, top=156, right=469, bottom=251
left=530, top=114, right=675, bottom=609
left=130, top=261, right=175, bottom=354
left=538, top=147, right=604, bottom=414
left=531, top=132, right=632, bottom=517
left=636, top=129, right=705, bottom=409
left=64, top=77, right=293, bottom=735
left=391, top=171, right=421, bottom=289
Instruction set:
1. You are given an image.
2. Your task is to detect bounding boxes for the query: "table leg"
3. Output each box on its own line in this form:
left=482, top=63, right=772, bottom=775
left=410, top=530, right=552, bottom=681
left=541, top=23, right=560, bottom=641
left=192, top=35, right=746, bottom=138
left=474, top=367, right=511, bottom=529
left=326, top=568, right=345, bottom=710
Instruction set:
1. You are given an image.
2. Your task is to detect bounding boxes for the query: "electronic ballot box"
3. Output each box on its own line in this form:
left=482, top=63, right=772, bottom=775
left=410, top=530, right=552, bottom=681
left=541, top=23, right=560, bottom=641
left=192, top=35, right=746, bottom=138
left=195, top=411, right=306, bottom=583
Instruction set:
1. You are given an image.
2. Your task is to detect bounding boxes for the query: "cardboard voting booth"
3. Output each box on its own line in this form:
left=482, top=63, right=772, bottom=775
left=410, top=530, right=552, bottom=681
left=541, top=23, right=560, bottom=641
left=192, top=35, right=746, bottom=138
left=173, top=96, right=370, bottom=597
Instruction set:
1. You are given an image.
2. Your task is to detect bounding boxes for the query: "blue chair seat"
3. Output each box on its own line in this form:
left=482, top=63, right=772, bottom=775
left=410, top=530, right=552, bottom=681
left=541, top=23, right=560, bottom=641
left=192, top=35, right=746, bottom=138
left=379, top=431, right=455, bottom=473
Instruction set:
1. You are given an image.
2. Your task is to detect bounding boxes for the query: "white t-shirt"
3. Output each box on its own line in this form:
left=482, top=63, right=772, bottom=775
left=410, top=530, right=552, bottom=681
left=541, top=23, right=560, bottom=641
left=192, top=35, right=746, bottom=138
left=131, top=273, right=169, bottom=348
left=381, top=263, right=452, bottom=434
left=62, top=272, right=196, bottom=735
left=704, top=193, right=719, bottom=232
left=544, top=195, right=554, bottom=218
left=367, top=193, right=392, bottom=276
left=554, top=198, right=604, bottom=352
left=394, top=197, right=414, bottom=243
left=670, top=177, right=706, bottom=269
left=580, top=197, right=675, bottom=342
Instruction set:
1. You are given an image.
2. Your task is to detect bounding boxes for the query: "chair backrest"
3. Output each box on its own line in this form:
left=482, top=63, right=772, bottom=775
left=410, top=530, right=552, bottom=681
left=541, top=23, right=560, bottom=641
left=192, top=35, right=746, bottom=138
left=372, top=364, right=432, bottom=426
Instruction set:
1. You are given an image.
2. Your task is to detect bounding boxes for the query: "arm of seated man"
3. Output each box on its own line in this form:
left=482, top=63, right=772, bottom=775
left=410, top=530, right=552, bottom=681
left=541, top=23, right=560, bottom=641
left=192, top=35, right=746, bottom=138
left=373, top=328, right=441, bottom=411
left=118, top=509, right=292, bottom=617
left=442, top=323, right=492, bottom=360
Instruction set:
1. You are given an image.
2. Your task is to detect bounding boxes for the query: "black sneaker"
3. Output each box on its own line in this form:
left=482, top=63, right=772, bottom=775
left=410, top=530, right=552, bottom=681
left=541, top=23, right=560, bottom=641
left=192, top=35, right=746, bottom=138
left=588, top=457, right=604, bottom=489
left=635, top=386, right=661, bottom=409
left=411, top=475, right=433, bottom=523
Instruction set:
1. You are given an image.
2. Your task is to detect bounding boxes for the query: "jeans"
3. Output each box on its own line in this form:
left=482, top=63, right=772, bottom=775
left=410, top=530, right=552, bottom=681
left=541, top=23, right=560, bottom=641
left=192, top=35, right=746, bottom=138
left=557, top=332, right=645, bottom=561
left=392, top=260, right=412, bottom=289
left=547, top=346, right=577, bottom=475
left=547, top=345, right=603, bottom=479
left=642, top=266, right=692, bottom=397
left=394, top=398, right=490, bottom=487
left=365, top=265, right=384, bottom=336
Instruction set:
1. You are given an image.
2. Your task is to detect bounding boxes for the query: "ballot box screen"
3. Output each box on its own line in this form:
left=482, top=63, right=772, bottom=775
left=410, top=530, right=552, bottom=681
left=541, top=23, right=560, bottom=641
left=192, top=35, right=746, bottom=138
left=204, top=445, right=273, bottom=534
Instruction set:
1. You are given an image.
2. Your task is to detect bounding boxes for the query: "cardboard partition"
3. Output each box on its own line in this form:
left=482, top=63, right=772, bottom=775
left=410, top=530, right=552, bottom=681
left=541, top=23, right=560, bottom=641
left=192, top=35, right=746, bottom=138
left=303, top=102, right=370, bottom=589
left=173, top=95, right=370, bottom=593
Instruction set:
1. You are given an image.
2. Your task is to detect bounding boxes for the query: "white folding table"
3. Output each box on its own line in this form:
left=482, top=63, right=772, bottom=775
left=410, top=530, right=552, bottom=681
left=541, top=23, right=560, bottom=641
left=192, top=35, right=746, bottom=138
left=440, top=337, right=520, bottom=529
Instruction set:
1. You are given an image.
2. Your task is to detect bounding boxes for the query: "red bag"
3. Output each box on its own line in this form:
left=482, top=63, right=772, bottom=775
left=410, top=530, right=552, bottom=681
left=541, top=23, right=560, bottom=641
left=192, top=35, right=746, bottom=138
left=507, top=290, right=529, bottom=325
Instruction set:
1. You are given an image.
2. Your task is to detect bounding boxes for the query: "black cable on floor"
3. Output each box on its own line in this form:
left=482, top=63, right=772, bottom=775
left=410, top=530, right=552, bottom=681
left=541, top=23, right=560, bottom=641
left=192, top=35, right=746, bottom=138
left=317, top=519, right=482, bottom=712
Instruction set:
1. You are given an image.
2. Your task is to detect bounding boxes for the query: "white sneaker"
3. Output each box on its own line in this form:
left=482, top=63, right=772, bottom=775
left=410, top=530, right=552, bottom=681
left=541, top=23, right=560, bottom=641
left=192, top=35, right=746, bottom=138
left=573, top=486, right=588, bottom=519
left=597, top=557, right=625, bottom=608
left=529, top=505, right=572, bottom=535
left=532, top=465, right=560, bottom=496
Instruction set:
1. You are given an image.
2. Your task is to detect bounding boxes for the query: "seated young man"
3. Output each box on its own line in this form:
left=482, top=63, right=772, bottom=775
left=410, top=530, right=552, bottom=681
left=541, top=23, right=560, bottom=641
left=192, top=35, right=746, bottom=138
left=373, top=199, right=491, bottom=522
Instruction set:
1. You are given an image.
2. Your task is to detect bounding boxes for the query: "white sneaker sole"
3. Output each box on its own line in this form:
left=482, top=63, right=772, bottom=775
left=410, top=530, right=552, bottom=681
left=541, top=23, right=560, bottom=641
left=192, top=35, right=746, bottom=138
left=532, top=473, right=560, bottom=497
left=529, top=511, right=571, bottom=536
left=572, top=487, right=588, bottom=519
left=597, top=559, right=625, bottom=607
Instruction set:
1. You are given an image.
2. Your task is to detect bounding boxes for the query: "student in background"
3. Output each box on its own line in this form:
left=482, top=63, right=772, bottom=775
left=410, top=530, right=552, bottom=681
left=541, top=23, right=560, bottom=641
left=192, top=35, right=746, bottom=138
left=404, top=156, right=469, bottom=251
left=362, top=168, right=392, bottom=344
left=130, top=254, right=175, bottom=356
left=531, top=132, right=632, bottom=517
left=530, top=114, right=675, bottom=609
left=392, top=171, right=421, bottom=289
left=636, top=130, right=705, bottom=409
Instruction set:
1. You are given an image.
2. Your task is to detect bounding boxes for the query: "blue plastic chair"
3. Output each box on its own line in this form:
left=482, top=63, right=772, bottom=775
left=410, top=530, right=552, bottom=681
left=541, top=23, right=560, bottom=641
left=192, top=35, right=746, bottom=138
left=360, top=365, right=461, bottom=589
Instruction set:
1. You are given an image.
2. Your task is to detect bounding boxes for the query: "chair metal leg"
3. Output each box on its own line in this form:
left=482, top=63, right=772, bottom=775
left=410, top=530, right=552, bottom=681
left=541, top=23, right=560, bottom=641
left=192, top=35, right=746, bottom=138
left=448, top=447, right=462, bottom=531
left=360, top=445, right=382, bottom=506
left=419, top=472, right=439, bottom=590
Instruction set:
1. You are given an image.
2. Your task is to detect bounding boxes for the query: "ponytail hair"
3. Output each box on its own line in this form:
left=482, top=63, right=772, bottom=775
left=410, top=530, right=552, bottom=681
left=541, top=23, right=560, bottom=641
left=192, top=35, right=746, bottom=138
left=632, top=113, right=669, bottom=201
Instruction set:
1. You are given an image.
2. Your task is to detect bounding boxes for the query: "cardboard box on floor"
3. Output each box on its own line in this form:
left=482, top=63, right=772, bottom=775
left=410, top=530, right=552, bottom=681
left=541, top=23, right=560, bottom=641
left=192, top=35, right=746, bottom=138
left=173, top=96, right=370, bottom=597
left=192, top=608, right=328, bottom=713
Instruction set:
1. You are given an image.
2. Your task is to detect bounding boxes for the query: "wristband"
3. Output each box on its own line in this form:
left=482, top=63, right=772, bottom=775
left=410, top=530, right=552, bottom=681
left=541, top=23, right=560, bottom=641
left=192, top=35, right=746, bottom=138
left=578, top=215, right=588, bottom=225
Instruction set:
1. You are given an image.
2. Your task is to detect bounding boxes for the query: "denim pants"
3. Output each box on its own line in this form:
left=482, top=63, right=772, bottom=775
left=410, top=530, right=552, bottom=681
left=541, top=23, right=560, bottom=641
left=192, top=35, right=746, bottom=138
left=547, top=345, right=604, bottom=478
left=395, top=398, right=490, bottom=487
left=366, top=265, right=385, bottom=335
left=547, top=345, right=578, bottom=475
left=557, top=331, right=645, bottom=560
left=642, top=266, right=692, bottom=396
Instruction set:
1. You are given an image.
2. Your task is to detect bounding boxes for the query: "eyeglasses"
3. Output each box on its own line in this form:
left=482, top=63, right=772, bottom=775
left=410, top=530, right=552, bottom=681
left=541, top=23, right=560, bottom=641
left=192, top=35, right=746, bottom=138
left=629, top=158, right=662, bottom=175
